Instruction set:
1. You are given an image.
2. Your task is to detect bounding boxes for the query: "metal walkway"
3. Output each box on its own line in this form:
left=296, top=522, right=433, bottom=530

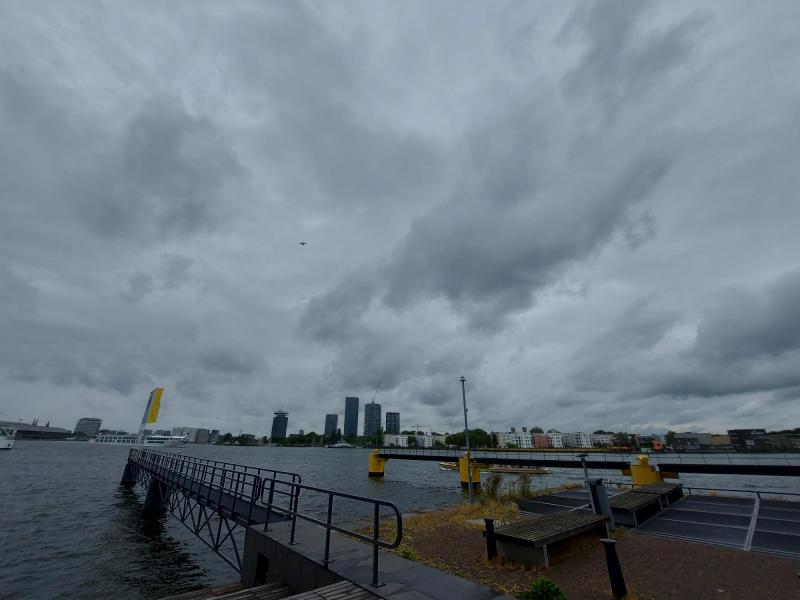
left=376, top=447, right=800, bottom=476
left=123, top=448, right=402, bottom=582
left=635, top=491, right=800, bottom=558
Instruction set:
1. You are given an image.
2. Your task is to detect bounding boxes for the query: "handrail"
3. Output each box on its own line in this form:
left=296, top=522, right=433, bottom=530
left=126, top=448, right=402, bottom=586
left=605, top=480, right=800, bottom=500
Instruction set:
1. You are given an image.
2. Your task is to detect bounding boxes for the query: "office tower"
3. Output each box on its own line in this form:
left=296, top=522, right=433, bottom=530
left=74, top=417, right=102, bottom=437
left=385, top=412, right=400, bottom=434
left=271, top=410, right=288, bottom=440
left=344, top=397, right=359, bottom=437
left=364, top=401, right=382, bottom=438
left=324, top=414, right=338, bottom=438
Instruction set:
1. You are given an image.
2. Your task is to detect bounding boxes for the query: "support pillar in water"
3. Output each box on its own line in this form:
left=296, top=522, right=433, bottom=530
left=368, top=449, right=387, bottom=477
left=120, top=462, right=136, bottom=488
left=143, top=479, right=169, bottom=514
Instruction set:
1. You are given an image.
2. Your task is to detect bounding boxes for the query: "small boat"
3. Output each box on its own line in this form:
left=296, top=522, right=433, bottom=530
left=327, top=442, right=355, bottom=448
left=487, top=465, right=549, bottom=475
left=142, top=434, right=186, bottom=447
left=0, top=426, right=16, bottom=450
left=439, top=461, right=458, bottom=471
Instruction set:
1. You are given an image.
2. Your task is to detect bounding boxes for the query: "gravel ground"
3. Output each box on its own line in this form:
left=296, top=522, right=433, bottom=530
left=391, top=507, right=800, bottom=599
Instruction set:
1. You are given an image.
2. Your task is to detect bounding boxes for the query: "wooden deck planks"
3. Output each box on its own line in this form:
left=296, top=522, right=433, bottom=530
left=494, top=510, right=608, bottom=547
left=284, top=580, right=379, bottom=599
left=610, top=491, right=661, bottom=511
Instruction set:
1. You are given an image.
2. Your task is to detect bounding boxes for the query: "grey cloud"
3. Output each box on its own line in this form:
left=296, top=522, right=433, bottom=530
left=562, top=0, right=708, bottom=112
left=79, top=97, right=243, bottom=239
left=694, top=269, right=800, bottom=362
left=199, top=347, right=263, bottom=376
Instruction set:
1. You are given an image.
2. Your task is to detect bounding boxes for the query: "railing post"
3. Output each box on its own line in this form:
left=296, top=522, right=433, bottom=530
left=371, top=503, right=382, bottom=587
left=289, top=485, right=300, bottom=545
left=264, top=478, right=276, bottom=532
left=484, top=518, right=497, bottom=560
left=323, top=494, right=334, bottom=566
left=600, top=538, right=627, bottom=599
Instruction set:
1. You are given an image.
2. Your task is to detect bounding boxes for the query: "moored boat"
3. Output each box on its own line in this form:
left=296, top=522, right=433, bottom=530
left=0, top=426, right=16, bottom=450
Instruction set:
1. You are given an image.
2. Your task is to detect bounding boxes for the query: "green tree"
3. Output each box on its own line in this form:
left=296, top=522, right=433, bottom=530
left=445, top=429, right=491, bottom=449
left=530, top=426, right=544, bottom=433
left=665, top=431, right=676, bottom=447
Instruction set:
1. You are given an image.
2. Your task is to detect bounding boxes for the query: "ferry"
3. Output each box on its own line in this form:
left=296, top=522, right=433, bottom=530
left=95, top=387, right=185, bottom=447
left=326, top=442, right=355, bottom=448
left=0, top=426, right=16, bottom=450
left=439, top=461, right=549, bottom=475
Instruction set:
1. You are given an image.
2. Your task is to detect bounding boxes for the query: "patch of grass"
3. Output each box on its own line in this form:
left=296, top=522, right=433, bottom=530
left=517, top=577, right=566, bottom=600
left=399, top=546, right=420, bottom=561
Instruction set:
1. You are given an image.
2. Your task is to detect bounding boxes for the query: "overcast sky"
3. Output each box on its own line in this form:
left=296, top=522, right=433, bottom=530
left=2, top=1, right=799, bottom=437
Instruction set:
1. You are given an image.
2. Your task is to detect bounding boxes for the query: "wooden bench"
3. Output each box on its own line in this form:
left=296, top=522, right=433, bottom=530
left=635, top=482, right=684, bottom=508
left=488, top=511, right=609, bottom=567
left=609, top=491, right=662, bottom=527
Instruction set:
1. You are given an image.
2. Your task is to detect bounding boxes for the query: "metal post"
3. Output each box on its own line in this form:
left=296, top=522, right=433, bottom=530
left=324, top=494, right=334, bottom=566
left=600, top=538, right=627, bottom=599
left=289, top=485, right=300, bottom=545
left=460, top=376, right=472, bottom=503
left=484, top=518, right=497, bottom=560
left=371, top=503, right=383, bottom=587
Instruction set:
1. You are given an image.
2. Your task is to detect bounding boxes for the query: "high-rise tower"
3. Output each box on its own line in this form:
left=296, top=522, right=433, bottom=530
left=344, top=397, right=359, bottom=437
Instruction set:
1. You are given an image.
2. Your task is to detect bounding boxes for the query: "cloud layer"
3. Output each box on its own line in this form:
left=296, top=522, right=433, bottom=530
left=1, top=1, right=799, bottom=435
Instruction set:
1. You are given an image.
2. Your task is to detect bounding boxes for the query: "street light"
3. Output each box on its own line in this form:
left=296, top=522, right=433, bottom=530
left=460, top=376, right=472, bottom=503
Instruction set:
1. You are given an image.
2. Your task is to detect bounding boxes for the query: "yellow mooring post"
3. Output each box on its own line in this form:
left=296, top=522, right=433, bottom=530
left=630, top=454, right=662, bottom=486
left=459, top=454, right=481, bottom=489
left=368, top=449, right=387, bottom=478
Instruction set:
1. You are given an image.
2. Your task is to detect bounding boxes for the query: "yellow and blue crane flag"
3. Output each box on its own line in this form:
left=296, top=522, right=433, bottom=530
left=140, top=387, right=164, bottom=426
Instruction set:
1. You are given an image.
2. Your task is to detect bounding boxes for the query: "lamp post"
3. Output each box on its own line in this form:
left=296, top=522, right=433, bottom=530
left=460, top=376, right=472, bottom=502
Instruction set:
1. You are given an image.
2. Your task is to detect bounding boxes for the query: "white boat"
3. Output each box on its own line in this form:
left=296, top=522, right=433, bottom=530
left=326, top=442, right=355, bottom=448
left=95, top=387, right=185, bottom=447
left=1, top=426, right=16, bottom=450
left=142, top=434, right=186, bottom=447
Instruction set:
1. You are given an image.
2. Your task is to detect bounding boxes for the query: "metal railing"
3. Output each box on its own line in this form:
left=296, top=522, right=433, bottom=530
left=126, top=448, right=402, bottom=585
left=606, top=480, right=800, bottom=501
left=376, top=446, right=800, bottom=474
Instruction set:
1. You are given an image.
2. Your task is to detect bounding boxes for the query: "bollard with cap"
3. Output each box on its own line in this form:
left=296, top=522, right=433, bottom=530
left=601, top=538, right=627, bottom=599
left=484, top=518, right=498, bottom=560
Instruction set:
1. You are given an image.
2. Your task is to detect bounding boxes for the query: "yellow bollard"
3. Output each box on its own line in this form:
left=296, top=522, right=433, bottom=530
left=630, top=454, right=661, bottom=485
left=368, top=449, right=387, bottom=478
left=459, top=455, right=481, bottom=489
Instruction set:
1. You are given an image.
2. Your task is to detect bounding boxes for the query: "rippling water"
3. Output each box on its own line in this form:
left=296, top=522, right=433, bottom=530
left=1, top=442, right=796, bottom=599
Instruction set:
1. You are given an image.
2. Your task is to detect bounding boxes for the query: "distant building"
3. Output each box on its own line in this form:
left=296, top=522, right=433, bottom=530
left=727, top=429, right=771, bottom=452
left=74, top=417, right=102, bottom=438
left=364, top=401, right=382, bottom=438
left=383, top=433, right=408, bottom=447
left=210, top=429, right=220, bottom=444
left=324, top=414, right=338, bottom=438
left=532, top=433, right=551, bottom=448
left=271, top=410, right=289, bottom=440
left=0, top=420, right=70, bottom=440
left=764, top=432, right=800, bottom=450
left=344, top=397, right=359, bottom=438
left=172, top=426, right=202, bottom=442
left=591, top=433, right=614, bottom=447
left=495, top=427, right=533, bottom=448
left=298, top=429, right=305, bottom=436
left=562, top=432, right=593, bottom=448
left=195, top=429, right=210, bottom=444
left=415, top=433, right=447, bottom=448
left=673, top=432, right=714, bottom=450
left=385, top=412, right=400, bottom=434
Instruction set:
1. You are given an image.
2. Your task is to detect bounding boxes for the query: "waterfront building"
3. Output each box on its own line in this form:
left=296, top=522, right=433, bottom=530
left=727, top=429, right=771, bottom=451
left=383, top=433, right=409, bottom=447
left=591, top=433, right=614, bottom=447
left=532, top=433, right=551, bottom=448
left=561, top=432, right=593, bottom=448
left=495, top=427, right=533, bottom=448
left=344, top=396, right=359, bottom=437
left=673, top=432, right=714, bottom=450
left=210, top=429, right=220, bottom=444
left=385, top=412, right=400, bottom=434
left=364, top=401, right=382, bottom=437
left=271, top=410, right=289, bottom=440
left=298, top=429, right=305, bottom=436
left=73, top=417, right=102, bottom=438
left=546, top=431, right=564, bottom=448
left=0, top=420, right=70, bottom=440
left=172, top=426, right=211, bottom=444
left=415, top=433, right=447, bottom=448
left=324, top=414, right=338, bottom=437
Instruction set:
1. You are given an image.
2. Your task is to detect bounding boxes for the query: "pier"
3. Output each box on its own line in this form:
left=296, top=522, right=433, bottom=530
left=121, top=449, right=511, bottom=599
